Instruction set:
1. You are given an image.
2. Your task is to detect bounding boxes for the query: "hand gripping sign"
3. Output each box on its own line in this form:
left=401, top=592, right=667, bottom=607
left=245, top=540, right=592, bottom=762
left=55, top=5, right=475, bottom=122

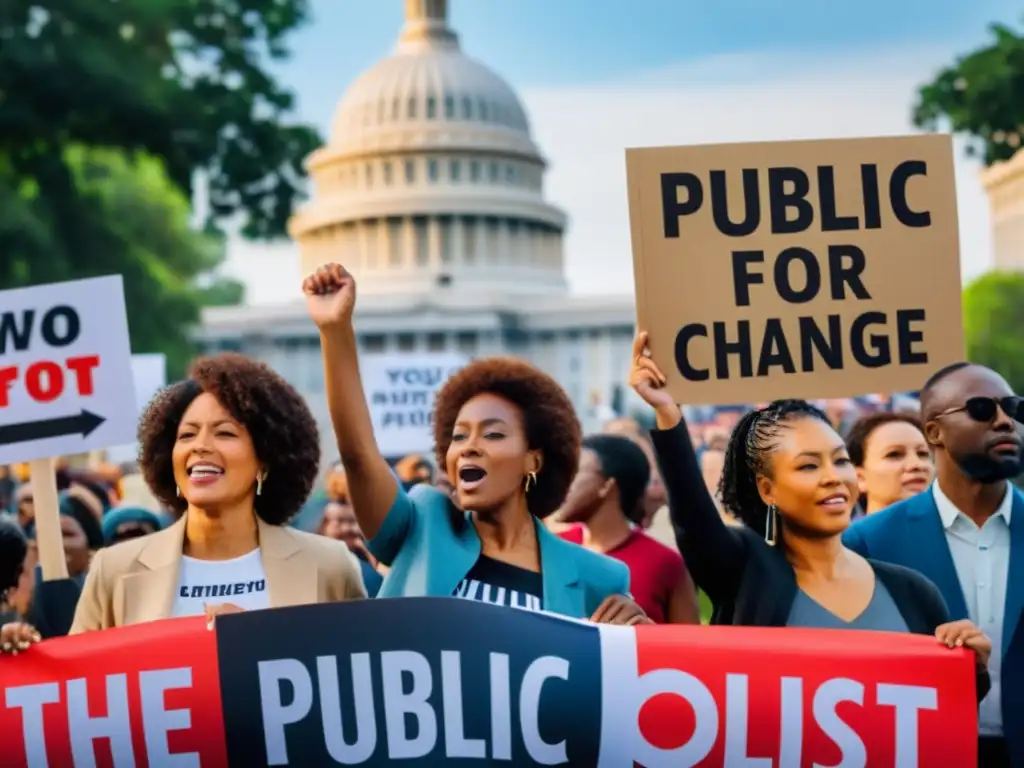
left=0, top=599, right=977, bottom=767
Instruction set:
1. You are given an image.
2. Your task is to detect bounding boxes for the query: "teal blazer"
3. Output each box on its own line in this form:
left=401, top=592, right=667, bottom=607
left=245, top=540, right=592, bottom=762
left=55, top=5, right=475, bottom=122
left=367, top=483, right=631, bottom=619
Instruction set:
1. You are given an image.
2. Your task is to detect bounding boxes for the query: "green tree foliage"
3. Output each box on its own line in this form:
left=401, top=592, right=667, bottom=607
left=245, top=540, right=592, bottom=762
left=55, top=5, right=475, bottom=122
left=962, top=271, right=1024, bottom=394
left=78, top=148, right=242, bottom=377
left=914, top=17, right=1024, bottom=164
left=0, top=0, right=319, bottom=238
left=0, top=0, right=319, bottom=372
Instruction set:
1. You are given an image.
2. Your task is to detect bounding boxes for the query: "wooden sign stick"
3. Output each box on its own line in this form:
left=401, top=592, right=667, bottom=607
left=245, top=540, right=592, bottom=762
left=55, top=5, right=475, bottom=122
left=28, top=457, right=69, bottom=581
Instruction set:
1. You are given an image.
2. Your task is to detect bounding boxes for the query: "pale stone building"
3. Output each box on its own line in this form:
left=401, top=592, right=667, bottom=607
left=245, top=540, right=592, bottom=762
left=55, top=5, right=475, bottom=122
left=198, top=0, right=637, bottom=459
left=981, top=149, right=1024, bottom=270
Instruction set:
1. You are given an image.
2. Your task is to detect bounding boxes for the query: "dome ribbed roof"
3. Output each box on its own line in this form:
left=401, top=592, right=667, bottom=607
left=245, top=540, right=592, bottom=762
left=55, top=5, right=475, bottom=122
left=328, top=0, right=538, bottom=158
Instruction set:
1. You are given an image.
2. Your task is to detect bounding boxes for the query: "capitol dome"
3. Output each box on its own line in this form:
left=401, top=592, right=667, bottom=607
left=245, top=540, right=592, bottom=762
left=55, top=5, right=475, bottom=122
left=288, top=0, right=568, bottom=296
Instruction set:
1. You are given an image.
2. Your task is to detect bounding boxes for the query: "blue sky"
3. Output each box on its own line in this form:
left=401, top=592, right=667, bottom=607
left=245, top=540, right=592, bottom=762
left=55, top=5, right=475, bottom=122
left=232, top=0, right=1022, bottom=303
left=275, top=0, right=1021, bottom=129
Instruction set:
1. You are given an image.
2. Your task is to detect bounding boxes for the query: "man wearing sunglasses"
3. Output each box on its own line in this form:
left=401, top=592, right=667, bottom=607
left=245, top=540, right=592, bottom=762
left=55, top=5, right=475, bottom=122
left=845, top=362, right=1023, bottom=768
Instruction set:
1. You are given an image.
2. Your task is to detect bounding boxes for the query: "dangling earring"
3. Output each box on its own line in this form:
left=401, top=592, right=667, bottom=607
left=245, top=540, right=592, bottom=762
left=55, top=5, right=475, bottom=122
left=524, top=471, right=538, bottom=493
left=175, top=485, right=181, bottom=498
left=765, top=504, right=778, bottom=546
left=256, top=473, right=264, bottom=496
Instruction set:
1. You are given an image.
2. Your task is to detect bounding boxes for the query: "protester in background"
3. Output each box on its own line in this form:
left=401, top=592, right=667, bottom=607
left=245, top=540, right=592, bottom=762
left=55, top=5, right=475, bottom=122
left=603, top=416, right=669, bottom=533
left=12, top=485, right=33, bottom=529
left=6, top=543, right=36, bottom=621
left=66, top=475, right=113, bottom=520
left=71, top=353, right=366, bottom=633
left=325, top=460, right=347, bottom=501
left=395, top=454, right=433, bottom=489
left=319, top=497, right=382, bottom=597
left=0, top=466, right=15, bottom=516
left=0, top=517, right=29, bottom=625
left=628, top=333, right=991, bottom=693
left=559, top=434, right=700, bottom=624
left=308, top=263, right=648, bottom=623
left=23, top=490, right=104, bottom=582
left=0, top=517, right=38, bottom=654
left=101, top=506, right=165, bottom=546
left=845, top=412, right=932, bottom=516
left=845, top=363, right=1024, bottom=768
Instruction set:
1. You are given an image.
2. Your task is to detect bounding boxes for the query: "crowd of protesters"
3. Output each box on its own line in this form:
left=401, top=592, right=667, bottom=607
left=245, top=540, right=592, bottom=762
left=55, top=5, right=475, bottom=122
left=0, top=262, right=1019, bottom=766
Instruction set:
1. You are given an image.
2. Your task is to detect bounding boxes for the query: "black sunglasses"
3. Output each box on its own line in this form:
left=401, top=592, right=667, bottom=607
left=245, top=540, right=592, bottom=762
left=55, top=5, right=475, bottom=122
left=934, top=396, right=1024, bottom=424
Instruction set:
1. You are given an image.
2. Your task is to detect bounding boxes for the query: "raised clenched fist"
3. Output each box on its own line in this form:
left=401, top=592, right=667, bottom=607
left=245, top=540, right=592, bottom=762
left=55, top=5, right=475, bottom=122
left=303, top=263, right=356, bottom=330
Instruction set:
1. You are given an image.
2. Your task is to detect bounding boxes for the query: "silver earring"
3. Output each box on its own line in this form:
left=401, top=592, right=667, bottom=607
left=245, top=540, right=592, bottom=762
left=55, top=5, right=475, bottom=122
left=256, top=474, right=264, bottom=496
left=175, top=485, right=181, bottom=498
left=765, top=504, right=778, bottom=546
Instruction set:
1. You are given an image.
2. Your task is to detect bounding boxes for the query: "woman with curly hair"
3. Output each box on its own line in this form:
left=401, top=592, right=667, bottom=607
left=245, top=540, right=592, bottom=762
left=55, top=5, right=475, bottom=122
left=305, top=263, right=648, bottom=623
left=844, top=411, right=932, bottom=517
left=69, top=353, right=366, bottom=633
left=628, top=332, right=992, bottom=698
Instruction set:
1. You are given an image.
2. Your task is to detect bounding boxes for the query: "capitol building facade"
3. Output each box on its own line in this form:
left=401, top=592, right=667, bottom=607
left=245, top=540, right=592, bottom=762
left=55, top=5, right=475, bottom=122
left=198, top=0, right=637, bottom=459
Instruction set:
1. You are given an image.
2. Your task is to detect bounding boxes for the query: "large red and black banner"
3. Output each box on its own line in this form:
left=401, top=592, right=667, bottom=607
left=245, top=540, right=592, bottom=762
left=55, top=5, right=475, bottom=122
left=0, top=598, right=979, bottom=766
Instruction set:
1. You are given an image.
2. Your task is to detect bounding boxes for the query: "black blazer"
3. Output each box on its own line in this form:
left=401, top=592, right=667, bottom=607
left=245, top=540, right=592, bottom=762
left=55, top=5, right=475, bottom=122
left=650, top=418, right=991, bottom=700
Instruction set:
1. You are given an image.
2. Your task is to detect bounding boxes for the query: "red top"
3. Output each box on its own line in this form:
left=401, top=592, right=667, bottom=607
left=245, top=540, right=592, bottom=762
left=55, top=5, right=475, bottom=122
left=558, top=524, right=687, bottom=624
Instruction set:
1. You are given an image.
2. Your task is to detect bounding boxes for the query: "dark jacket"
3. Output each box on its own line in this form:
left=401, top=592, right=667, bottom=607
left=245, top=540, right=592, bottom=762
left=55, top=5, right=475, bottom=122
left=650, top=418, right=990, bottom=700
left=845, top=488, right=1024, bottom=763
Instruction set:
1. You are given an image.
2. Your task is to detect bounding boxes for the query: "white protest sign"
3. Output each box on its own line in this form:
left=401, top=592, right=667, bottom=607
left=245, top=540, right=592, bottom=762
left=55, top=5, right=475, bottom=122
left=0, top=276, right=136, bottom=464
left=362, top=352, right=468, bottom=457
left=105, top=353, right=168, bottom=464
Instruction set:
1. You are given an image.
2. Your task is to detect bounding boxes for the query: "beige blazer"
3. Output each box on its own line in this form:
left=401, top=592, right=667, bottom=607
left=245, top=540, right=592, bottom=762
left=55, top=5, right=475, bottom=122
left=70, top=515, right=366, bottom=633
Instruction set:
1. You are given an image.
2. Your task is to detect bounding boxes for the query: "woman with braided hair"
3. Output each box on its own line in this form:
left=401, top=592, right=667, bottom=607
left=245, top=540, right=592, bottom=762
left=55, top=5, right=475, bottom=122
left=628, top=332, right=992, bottom=698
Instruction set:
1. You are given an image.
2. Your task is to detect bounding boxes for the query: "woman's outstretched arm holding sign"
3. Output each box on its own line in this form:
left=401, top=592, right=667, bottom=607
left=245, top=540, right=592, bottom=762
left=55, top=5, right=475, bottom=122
left=628, top=332, right=746, bottom=606
left=305, top=264, right=410, bottom=552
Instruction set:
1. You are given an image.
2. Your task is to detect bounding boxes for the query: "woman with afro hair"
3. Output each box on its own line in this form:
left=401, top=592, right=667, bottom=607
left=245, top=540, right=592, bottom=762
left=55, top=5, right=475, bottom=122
left=305, top=263, right=649, bottom=624
left=69, top=353, right=366, bottom=633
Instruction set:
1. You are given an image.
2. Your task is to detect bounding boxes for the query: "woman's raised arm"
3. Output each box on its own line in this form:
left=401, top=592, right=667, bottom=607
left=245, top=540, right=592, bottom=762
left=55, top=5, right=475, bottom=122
left=305, top=265, right=406, bottom=542
left=628, top=332, right=746, bottom=605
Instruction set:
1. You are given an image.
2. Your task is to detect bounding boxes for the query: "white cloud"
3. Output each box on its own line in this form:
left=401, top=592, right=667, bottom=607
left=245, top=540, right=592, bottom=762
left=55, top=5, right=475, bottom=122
left=226, top=43, right=993, bottom=304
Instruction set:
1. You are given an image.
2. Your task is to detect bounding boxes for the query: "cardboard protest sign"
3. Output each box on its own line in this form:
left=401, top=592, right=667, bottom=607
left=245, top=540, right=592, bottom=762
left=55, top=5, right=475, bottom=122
left=361, top=352, right=467, bottom=457
left=105, top=353, right=168, bottom=464
left=0, top=276, right=136, bottom=463
left=626, top=135, right=964, bottom=404
left=0, top=599, right=977, bottom=767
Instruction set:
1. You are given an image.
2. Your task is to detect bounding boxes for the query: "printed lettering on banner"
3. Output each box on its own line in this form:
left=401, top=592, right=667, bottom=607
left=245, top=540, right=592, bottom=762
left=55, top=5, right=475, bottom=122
left=626, top=135, right=964, bottom=404
left=0, top=600, right=979, bottom=766
left=214, top=598, right=977, bottom=767
left=596, top=624, right=977, bottom=767
left=0, top=616, right=228, bottom=768
left=0, top=276, right=136, bottom=464
left=215, top=598, right=604, bottom=766
left=361, top=352, right=468, bottom=457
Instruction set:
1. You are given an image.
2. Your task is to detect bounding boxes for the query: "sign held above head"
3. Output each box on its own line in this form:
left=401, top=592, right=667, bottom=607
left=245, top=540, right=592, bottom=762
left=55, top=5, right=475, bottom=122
left=626, top=134, right=965, bottom=405
left=0, top=276, right=136, bottom=465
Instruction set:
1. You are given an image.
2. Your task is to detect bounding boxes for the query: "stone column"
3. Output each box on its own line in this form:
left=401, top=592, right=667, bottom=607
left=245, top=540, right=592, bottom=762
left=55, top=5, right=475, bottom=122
left=452, top=216, right=464, bottom=267
left=403, top=216, right=416, bottom=268
left=428, top=215, right=441, bottom=268
left=375, top=217, right=389, bottom=274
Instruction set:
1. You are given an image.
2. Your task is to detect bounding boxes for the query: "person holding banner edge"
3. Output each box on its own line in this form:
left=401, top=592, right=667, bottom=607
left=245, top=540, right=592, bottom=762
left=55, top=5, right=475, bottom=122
left=307, top=263, right=649, bottom=623
left=628, top=332, right=992, bottom=697
left=68, top=353, right=367, bottom=633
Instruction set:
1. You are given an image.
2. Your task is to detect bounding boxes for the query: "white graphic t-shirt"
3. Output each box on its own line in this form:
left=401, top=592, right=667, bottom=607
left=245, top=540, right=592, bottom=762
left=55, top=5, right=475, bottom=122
left=171, top=548, right=270, bottom=617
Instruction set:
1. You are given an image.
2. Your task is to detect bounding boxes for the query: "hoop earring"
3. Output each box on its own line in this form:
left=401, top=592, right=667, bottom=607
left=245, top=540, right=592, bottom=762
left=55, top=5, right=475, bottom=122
left=524, top=471, right=538, bottom=493
left=256, top=474, right=264, bottom=497
left=765, top=504, right=778, bottom=547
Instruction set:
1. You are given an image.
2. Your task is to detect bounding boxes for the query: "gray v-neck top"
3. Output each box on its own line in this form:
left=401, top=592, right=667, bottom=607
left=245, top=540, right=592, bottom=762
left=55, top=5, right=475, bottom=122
left=786, top=581, right=909, bottom=632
